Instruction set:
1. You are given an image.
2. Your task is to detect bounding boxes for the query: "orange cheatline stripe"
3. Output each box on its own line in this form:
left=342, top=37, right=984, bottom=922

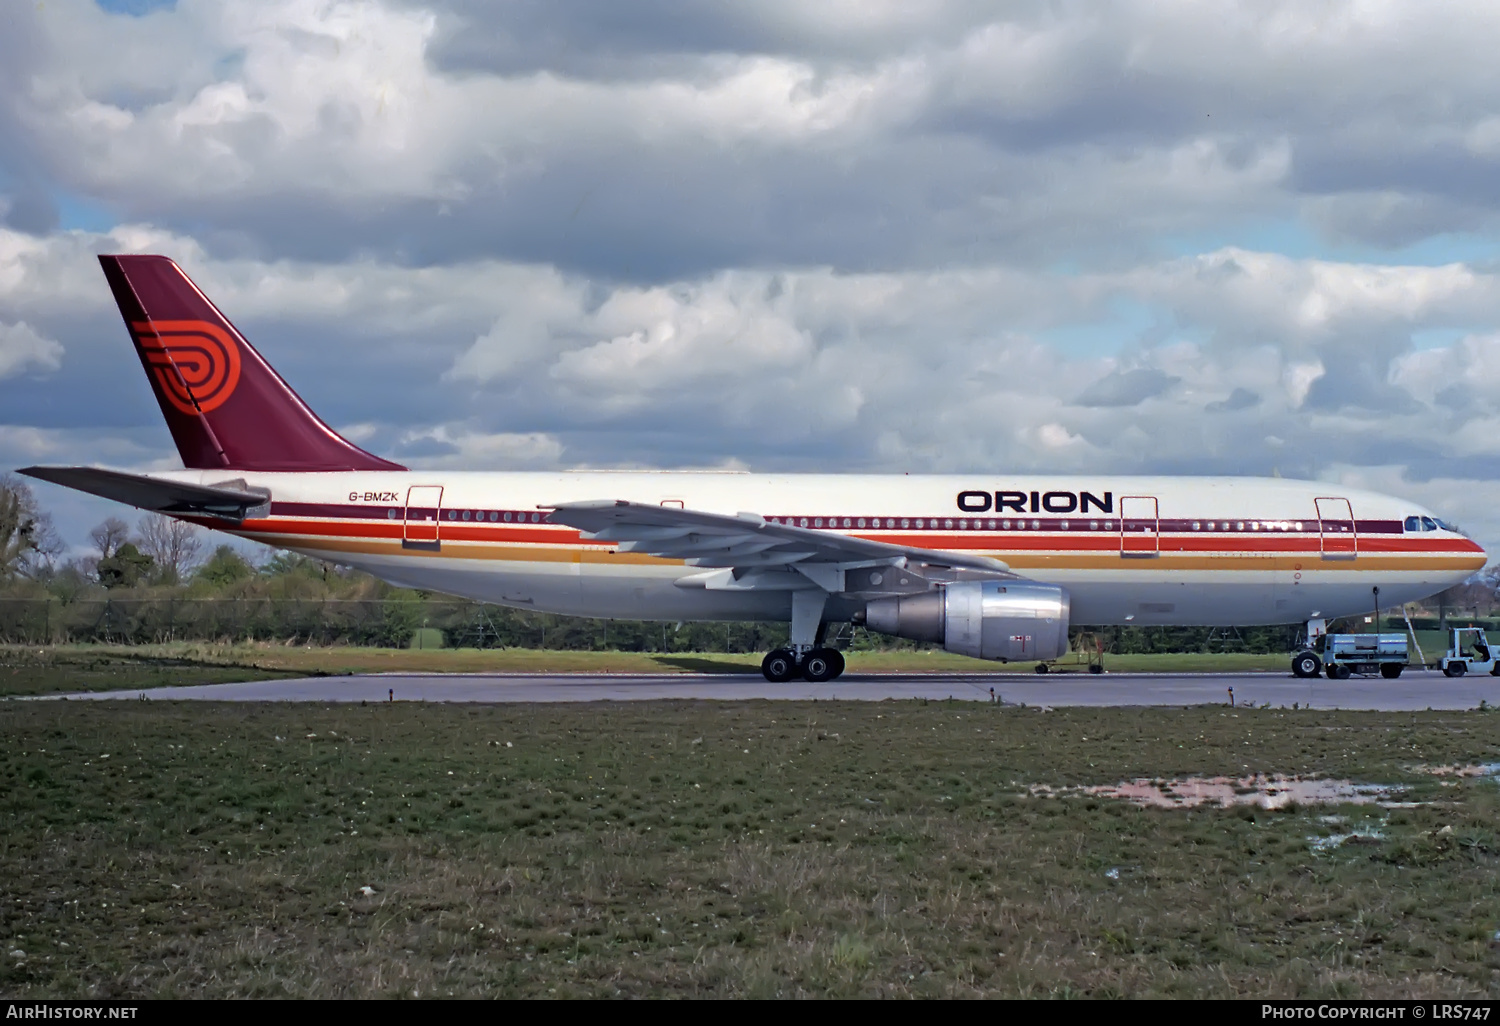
left=236, top=530, right=1486, bottom=573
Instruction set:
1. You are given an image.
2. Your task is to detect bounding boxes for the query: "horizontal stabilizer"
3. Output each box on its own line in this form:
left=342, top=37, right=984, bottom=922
left=19, top=466, right=271, bottom=521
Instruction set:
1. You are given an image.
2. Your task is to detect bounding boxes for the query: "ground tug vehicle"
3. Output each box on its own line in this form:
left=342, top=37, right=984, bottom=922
left=1440, top=627, right=1500, bottom=677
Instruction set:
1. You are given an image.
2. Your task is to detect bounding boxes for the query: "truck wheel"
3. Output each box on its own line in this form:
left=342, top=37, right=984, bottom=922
left=1325, top=664, right=1350, bottom=680
left=1380, top=663, right=1403, bottom=679
left=1292, top=651, right=1321, bottom=678
left=1444, top=662, right=1467, bottom=678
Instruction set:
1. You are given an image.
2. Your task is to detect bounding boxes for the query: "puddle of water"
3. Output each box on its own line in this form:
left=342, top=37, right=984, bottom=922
left=1415, top=763, right=1500, bottom=778
left=1307, top=828, right=1386, bottom=852
left=1030, top=774, right=1408, bottom=809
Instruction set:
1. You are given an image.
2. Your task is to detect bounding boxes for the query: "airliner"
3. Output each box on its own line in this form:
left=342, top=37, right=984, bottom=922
left=19, top=256, right=1487, bottom=682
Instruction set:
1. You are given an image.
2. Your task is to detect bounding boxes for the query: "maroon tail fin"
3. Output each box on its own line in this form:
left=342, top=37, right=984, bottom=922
left=98, top=255, right=405, bottom=472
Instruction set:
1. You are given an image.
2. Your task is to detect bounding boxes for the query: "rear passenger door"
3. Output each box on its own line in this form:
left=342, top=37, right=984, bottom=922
left=403, top=486, right=443, bottom=551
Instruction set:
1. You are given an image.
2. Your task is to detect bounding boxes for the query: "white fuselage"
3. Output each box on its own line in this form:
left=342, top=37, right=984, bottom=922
left=160, top=469, right=1484, bottom=628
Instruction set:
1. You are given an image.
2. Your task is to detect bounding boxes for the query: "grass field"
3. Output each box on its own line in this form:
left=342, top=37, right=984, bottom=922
left=3, top=695, right=1499, bottom=998
left=0, top=644, right=1293, bottom=697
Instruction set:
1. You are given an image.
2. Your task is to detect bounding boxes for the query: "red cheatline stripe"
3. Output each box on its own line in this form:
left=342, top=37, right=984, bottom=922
left=224, top=515, right=1483, bottom=557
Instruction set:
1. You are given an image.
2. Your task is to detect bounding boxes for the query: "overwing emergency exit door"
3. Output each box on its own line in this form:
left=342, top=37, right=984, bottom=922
left=1315, top=496, right=1357, bottom=559
left=1120, top=495, right=1160, bottom=556
left=403, top=485, right=443, bottom=551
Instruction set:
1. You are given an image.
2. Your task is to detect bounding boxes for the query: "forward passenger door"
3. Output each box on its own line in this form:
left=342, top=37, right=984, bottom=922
left=1314, top=497, right=1357, bottom=560
left=1119, top=495, right=1160, bottom=557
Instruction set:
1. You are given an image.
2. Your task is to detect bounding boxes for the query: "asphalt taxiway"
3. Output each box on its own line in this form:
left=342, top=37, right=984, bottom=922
left=28, top=668, right=1500, bottom=710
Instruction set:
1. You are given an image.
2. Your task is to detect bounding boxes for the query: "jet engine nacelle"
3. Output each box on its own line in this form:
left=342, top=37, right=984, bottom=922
left=862, top=580, right=1070, bottom=662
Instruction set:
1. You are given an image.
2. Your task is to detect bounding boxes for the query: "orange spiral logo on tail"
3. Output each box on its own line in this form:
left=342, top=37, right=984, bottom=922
left=131, top=320, right=242, bottom=416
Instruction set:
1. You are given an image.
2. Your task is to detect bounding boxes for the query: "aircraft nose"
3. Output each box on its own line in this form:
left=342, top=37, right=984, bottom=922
left=1451, top=534, right=1488, bottom=583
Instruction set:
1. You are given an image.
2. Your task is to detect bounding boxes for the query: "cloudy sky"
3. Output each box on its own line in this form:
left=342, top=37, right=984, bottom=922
left=4, top=0, right=1500, bottom=555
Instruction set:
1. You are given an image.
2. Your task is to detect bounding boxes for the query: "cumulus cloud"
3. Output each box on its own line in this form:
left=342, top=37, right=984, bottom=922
left=0, top=321, right=63, bottom=379
left=1205, top=387, right=1260, bottom=413
left=6, top=0, right=1500, bottom=272
left=394, top=426, right=565, bottom=469
left=1075, top=368, right=1178, bottom=408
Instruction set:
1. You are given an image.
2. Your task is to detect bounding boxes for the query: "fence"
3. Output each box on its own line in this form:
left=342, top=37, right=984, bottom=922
left=0, top=596, right=796, bottom=652
left=0, top=595, right=1335, bottom=654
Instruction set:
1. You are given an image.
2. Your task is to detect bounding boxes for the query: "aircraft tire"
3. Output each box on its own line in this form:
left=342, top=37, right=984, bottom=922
left=825, top=649, right=846, bottom=680
left=762, top=650, right=797, bottom=683
left=1380, top=663, right=1403, bottom=679
left=801, top=649, right=838, bottom=683
left=1291, top=651, right=1321, bottom=678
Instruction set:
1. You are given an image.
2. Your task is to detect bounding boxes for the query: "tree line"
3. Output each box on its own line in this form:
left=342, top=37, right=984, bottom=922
left=1, top=473, right=1494, bottom=651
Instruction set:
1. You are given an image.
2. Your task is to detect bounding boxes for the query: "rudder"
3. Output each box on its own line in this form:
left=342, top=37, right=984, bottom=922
left=99, top=255, right=405, bottom=472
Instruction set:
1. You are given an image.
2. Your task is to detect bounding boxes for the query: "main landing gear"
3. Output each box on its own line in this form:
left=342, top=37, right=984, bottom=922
left=760, top=588, right=847, bottom=683
left=762, top=647, right=846, bottom=683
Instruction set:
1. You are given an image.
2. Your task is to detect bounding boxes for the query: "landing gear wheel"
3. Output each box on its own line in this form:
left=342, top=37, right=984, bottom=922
left=1326, top=663, right=1351, bottom=680
left=762, top=649, right=796, bottom=683
left=1444, top=662, right=1467, bottom=678
left=801, top=648, right=838, bottom=683
left=1291, top=651, right=1321, bottom=679
left=825, top=649, right=845, bottom=680
left=1380, top=663, right=1404, bottom=679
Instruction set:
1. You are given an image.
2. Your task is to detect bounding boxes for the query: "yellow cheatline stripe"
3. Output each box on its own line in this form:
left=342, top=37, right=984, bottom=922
left=242, top=532, right=1485, bottom=573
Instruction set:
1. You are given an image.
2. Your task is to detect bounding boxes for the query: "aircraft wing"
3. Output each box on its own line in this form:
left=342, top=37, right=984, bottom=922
left=545, top=499, right=1014, bottom=594
left=19, top=466, right=271, bottom=521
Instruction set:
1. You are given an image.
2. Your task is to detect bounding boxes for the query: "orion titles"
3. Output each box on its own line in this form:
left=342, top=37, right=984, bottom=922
left=956, top=490, right=1113, bottom=515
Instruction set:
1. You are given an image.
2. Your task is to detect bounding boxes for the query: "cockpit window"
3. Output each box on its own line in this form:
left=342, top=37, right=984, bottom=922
left=1405, top=515, right=1447, bottom=532
left=1436, top=518, right=1463, bottom=534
